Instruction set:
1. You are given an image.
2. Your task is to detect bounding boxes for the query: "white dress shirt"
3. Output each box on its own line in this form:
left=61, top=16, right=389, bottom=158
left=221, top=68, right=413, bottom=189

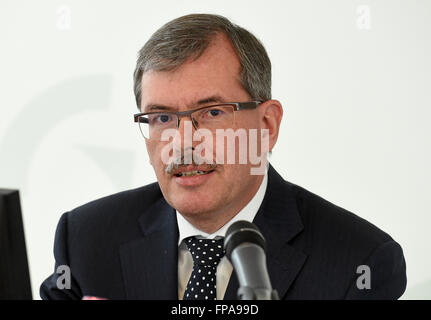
left=176, top=170, right=268, bottom=300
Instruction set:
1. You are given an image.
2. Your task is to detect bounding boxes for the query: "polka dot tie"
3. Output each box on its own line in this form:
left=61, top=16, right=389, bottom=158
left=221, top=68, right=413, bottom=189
left=183, top=237, right=225, bottom=300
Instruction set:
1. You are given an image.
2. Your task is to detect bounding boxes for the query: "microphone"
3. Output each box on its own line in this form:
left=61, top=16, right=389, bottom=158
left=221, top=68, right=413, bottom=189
left=224, top=220, right=279, bottom=300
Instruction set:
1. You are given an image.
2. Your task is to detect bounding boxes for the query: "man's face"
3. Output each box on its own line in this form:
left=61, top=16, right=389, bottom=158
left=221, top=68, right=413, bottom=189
left=140, top=34, right=266, bottom=224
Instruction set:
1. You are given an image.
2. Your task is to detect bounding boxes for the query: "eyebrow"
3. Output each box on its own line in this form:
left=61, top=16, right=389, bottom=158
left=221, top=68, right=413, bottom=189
left=196, top=95, right=225, bottom=105
left=144, top=95, right=225, bottom=113
left=145, top=104, right=175, bottom=112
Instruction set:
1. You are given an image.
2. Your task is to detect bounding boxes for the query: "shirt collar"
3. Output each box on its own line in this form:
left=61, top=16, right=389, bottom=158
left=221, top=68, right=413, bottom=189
left=176, top=168, right=268, bottom=246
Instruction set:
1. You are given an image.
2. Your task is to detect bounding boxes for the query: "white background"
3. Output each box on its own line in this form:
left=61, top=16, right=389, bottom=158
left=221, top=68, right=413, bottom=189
left=0, top=0, right=430, bottom=299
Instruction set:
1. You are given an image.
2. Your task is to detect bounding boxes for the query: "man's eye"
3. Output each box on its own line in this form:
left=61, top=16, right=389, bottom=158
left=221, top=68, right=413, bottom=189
left=151, top=114, right=173, bottom=124
left=158, top=114, right=171, bottom=122
left=147, top=114, right=174, bottom=126
left=206, top=109, right=223, bottom=117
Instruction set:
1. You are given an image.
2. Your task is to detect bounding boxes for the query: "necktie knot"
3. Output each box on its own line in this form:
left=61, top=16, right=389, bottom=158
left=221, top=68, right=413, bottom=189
left=185, top=237, right=225, bottom=267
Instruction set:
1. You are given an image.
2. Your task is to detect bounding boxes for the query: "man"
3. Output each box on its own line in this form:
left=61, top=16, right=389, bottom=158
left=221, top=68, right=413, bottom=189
left=40, top=14, right=406, bottom=300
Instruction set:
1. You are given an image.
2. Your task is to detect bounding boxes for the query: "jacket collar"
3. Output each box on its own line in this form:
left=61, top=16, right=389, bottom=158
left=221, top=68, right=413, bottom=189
left=119, top=196, right=178, bottom=299
left=223, top=165, right=307, bottom=299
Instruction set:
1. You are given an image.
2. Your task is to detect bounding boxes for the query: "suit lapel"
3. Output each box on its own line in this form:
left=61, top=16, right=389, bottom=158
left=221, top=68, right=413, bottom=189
left=119, top=197, right=179, bottom=299
left=224, top=165, right=308, bottom=300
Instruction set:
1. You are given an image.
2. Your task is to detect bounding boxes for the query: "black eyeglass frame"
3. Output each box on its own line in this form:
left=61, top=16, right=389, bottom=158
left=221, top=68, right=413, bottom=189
left=133, top=100, right=263, bottom=129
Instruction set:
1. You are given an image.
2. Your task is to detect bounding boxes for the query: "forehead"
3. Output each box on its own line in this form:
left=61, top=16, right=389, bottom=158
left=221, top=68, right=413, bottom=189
left=140, top=34, right=250, bottom=111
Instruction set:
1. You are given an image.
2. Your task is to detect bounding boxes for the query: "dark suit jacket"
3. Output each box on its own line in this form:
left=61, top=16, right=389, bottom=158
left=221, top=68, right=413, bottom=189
left=40, top=165, right=406, bottom=299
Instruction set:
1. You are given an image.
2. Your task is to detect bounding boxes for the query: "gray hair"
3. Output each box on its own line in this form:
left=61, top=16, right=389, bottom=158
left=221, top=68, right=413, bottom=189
left=133, top=13, right=272, bottom=109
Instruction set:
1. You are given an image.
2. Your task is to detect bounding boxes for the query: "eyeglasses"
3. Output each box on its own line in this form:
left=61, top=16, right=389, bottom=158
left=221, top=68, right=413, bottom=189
left=133, top=101, right=263, bottom=139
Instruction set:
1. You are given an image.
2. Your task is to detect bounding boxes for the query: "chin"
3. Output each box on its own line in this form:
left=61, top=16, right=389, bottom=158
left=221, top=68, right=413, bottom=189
left=170, top=196, right=218, bottom=217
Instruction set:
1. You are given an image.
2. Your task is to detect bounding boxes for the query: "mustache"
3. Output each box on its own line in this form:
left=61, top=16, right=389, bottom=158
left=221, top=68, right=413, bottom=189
left=165, top=150, right=218, bottom=174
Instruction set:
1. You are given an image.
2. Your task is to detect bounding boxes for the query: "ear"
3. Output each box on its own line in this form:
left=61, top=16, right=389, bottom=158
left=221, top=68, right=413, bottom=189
left=259, top=100, right=283, bottom=152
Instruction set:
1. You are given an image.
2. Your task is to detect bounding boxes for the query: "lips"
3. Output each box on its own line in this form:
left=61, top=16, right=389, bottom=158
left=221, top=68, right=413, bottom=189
left=172, top=165, right=216, bottom=177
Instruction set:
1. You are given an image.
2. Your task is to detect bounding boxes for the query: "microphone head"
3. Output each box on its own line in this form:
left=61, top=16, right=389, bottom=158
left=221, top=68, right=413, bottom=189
left=224, top=220, right=266, bottom=260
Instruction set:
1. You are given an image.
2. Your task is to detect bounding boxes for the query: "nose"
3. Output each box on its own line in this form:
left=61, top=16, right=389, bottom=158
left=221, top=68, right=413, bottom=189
left=172, top=116, right=197, bottom=155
